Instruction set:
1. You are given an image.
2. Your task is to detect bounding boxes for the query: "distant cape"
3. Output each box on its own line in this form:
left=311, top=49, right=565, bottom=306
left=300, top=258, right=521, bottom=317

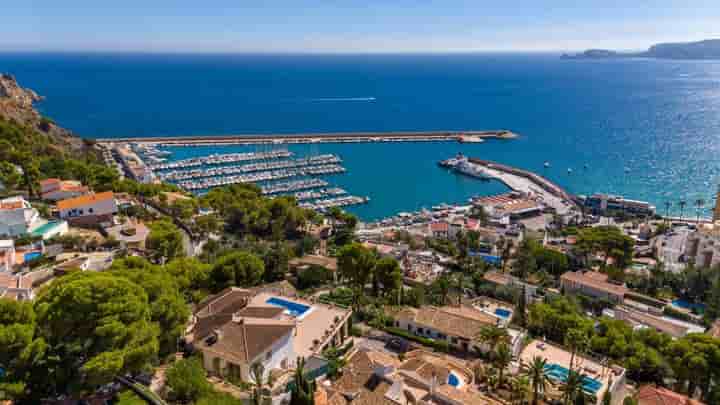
left=562, top=39, right=720, bottom=60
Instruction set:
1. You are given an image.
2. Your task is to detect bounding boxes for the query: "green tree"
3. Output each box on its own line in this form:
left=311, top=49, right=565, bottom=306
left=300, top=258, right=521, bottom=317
left=522, top=356, right=550, bottom=405
left=111, top=258, right=190, bottom=356
left=561, top=370, right=588, bottom=405
left=165, top=357, right=211, bottom=402
left=164, top=257, right=212, bottom=300
left=34, top=272, right=159, bottom=394
left=476, top=325, right=510, bottom=354
left=210, top=250, right=266, bottom=291
left=0, top=299, right=47, bottom=401
left=146, top=219, right=185, bottom=263
left=374, top=257, right=403, bottom=302
left=337, top=243, right=376, bottom=311
left=290, top=357, right=316, bottom=405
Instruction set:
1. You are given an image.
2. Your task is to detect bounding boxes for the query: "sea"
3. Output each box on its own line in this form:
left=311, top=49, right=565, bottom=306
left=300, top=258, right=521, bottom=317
left=2, top=52, right=720, bottom=221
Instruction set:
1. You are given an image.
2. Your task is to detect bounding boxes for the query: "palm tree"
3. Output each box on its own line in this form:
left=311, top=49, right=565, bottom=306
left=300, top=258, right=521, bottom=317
left=522, top=356, right=550, bottom=405
left=475, top=325, right=510, bottom=354
left=250, top=362, right=274, bottom=405
left=679, top=199, right=687, bottom=222
left=564, top=329, right=589, bottom=373
left=695, top=199, right=705, bottom=224
left=561, top=370, right=588, bottom=405
left=510, top=375, right=532, bottom=405
left=493, top=342, right=513, bottom=388
left=290, top=357, right=315, bottom=405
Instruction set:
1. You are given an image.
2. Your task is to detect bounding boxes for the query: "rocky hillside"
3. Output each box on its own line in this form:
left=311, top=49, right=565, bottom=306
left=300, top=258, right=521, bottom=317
left=0, top=73, right=85, bottom=153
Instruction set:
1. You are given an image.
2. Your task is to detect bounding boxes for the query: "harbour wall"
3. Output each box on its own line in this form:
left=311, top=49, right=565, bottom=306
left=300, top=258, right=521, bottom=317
left=94, top=130, right=517, bottom=145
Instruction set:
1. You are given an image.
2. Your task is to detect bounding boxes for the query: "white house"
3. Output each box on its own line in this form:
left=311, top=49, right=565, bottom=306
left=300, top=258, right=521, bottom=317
left=0, top=196, right=42, bottom=238
left=58, top=191, right=117, bottom=226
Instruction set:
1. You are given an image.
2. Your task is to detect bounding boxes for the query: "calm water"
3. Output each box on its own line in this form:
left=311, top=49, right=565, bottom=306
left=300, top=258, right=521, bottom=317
left=2, top=52, right=720, bottom=220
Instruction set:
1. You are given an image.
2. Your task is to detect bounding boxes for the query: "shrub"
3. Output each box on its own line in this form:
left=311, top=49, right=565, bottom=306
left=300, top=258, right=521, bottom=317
left=384, top=326, right=449, bottom=353
left=297, top=264, right=332, bottom=289
left=165, top=358, right=211, bottom=402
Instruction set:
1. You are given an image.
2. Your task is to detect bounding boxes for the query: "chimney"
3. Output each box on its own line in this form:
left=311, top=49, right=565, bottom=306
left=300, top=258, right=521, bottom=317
left=429, top=371, right=437, bottom=396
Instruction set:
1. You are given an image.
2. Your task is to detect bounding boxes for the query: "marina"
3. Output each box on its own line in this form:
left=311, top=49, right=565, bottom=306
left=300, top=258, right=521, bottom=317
left=157, top=154, right=341, bottom=181
left=176, top=164, right=346, bottom=191
left=261, top=179, right=329, bottom=195
left=299, top=195, right=370, bottom=211
left=148, top=150, right=293, bottom=171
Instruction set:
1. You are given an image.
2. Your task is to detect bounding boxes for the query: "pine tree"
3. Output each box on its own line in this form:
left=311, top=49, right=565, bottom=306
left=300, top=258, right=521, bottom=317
left=513, top=285, right=528, bottom=327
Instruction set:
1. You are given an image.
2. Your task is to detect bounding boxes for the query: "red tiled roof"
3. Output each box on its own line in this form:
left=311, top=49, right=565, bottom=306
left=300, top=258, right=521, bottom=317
left=636, top=385, right=704, bottom=405
left=430, top=222, right=449, bottom=232
left=57, top=191, right=114, bottom=211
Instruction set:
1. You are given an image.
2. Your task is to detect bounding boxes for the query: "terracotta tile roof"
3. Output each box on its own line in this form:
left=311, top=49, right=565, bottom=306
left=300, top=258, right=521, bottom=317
left=235, top=306, right=284, bottom=319
left=195, top=287, right=254, bottom=318
left=483, top=271, right=511, bottom=286
left=0, top=272, right=19, bottom=289
left=432, top=385, right=505, bottom=405
left=560, top=271, right=629, bottom=296
left=430, top=222, right=449, bottom=232
left=0, top=201, right=23, bottom=210
left=396, top=306, right=497, bottom=340
left=40, top=178, right=60, bottom=186
left=195, top=317, right=294, bottom=364
left=57, top=191, right=114, bottom=211
left=333, top=350, right=378, bottom=393
left=636, top=385, right=704, bottom=405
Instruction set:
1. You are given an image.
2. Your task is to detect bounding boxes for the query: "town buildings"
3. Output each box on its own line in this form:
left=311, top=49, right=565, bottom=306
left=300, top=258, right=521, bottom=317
left=635, top=385, right=704, bottom=405
left=0, top=196, right=67, bottom=239
left=58, top=191, right=118, bottom=226
left=583, top=194, right=655, bottom=216
left=0, top=239, right=15, bottom=272
left=684, top=223, right=720, bottom=268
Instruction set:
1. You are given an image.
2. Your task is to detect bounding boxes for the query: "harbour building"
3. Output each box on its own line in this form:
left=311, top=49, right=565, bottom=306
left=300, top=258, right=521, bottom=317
left=583, top=194, right=655, bottom=216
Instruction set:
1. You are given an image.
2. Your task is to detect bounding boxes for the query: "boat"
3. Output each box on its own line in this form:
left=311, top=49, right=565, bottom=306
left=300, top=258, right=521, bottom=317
left=567, top=168, right=573, bottom=174
left=544, top=162, right=550, bottom=168
left=445, top=153, right=492, bottom=180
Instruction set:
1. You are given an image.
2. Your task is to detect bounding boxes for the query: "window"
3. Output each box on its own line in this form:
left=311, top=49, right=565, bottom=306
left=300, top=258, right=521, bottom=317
left=88, top=208, right=94, bottom=213
left=418, top=327, right=424, bottom=334
left=266, top=350, right=272, bottom=360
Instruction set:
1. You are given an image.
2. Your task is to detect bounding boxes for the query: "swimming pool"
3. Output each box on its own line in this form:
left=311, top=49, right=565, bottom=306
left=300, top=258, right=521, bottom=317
left=494, top=308, right=512, bottom=318
left=266, top=297, right=311, bottom=318
left=672, top=299, right=705, bottom=313
left=545, top=364, right=602, bottom=394
left=447, top=371, right=462, bottom=388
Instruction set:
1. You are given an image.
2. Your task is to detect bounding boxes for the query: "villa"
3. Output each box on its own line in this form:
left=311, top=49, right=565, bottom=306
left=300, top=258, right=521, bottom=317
left=394, top=305, right=525, bottom=355
left=0, top=196, right=67, bottom=239
left=40, top=178, right=89, bottom=201
left=560, top=270, right=628, bottom=304
left=323, top=348, right=503, bottom=405
left=517, top=340, right=626, bottom=405
left=58, top=191, right=118, bottom=226
left=188, top=286, right=351, bottom=382
left=635, top=385, right=704, bottom=405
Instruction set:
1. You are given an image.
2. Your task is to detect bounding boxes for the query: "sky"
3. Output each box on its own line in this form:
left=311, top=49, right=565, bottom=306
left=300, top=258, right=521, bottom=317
left=5, top=0, right=720, bottom=53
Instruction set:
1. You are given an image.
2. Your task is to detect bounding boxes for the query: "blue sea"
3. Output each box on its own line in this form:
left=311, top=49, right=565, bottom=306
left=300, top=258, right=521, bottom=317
left=2, top=52, right=720, bottom=220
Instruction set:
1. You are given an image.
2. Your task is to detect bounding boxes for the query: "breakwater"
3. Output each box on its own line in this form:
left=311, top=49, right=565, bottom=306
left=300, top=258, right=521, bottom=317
left=96, top=130, right=518, bottom=146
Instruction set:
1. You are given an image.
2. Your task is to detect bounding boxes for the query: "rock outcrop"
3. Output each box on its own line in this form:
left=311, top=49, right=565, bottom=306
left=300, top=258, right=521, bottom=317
left=562, top=38, right=720, bottom=60
left=0, top=73, right=85, bottom=152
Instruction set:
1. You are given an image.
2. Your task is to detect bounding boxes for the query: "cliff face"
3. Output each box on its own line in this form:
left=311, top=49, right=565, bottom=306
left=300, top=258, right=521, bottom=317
left=0, top=73, right=85, bottom=152
left=563, top=38, right=720, bottom=60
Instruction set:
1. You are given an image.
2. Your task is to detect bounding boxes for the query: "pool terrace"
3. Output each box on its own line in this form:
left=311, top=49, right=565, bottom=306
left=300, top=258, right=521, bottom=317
left=249, top=292, right=351, bottom=358
left=472, top=296, right=515, bottom=325
left=518, top=340, right=626, bottom=404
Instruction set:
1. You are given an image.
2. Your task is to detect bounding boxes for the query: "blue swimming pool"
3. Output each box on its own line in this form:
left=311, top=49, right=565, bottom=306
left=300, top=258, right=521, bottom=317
left=447, top=372, right=461, bottom=387
left=494, top=308, right=512, bottom=318
left=672, top=299, right=705, bottom=313
left=266, top=297, right=311, bottom=317
left=545, top=364, right=602, bottom=395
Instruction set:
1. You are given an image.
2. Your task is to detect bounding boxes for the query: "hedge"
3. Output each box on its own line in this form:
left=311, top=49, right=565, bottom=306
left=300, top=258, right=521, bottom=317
left=384, top=326, right=450, bottom=353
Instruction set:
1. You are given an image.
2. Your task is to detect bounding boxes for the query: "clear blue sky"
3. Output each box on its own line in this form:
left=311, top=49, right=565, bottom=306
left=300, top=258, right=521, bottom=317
left=7, top=0, right=720, bottom=52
